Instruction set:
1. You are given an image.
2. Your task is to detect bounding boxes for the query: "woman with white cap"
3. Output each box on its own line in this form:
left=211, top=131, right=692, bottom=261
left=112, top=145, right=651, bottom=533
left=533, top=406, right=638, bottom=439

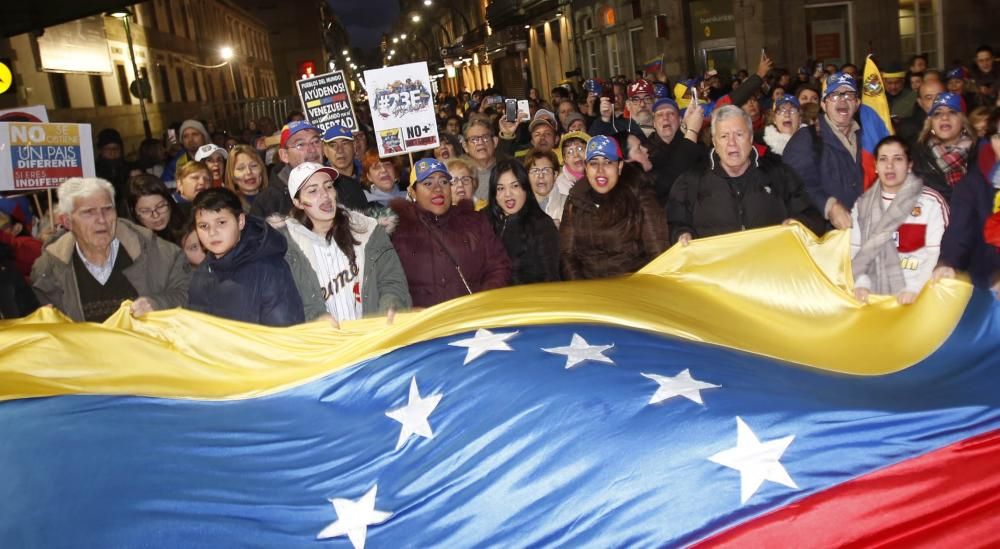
left=194, top=144, right=228, bottom=188
left=276, top=162, right=411, bottom=321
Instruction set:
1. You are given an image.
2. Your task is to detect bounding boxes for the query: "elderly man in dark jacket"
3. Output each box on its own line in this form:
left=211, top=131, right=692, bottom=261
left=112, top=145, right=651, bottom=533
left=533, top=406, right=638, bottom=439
left=784, top=72, right=865, bottom=231
left=647, top=97, right=708, bottom=206
left=669, top=106, right=825, bottom=245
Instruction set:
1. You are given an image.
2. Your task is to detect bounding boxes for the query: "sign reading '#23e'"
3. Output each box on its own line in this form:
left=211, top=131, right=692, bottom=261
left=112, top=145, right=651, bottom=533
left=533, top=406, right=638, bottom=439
left=0, top=122, right=96, bottom=191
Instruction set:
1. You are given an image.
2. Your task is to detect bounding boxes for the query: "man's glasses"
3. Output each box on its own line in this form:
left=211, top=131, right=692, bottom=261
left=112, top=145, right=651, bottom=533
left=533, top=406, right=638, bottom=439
left=826, top=91, right=858, bottom=103
left=289, top=137, right=322, bottom=151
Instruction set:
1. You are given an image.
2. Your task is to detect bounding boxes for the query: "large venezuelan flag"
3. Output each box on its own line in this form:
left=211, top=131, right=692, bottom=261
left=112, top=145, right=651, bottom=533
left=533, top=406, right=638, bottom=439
left=859, top=55, right=894, bottom=190
left=2, top=225, right=999, bottom=548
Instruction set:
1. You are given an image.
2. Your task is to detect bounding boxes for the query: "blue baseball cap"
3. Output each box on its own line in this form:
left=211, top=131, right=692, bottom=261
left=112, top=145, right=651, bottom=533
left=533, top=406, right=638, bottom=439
left=823, top=72, right=858, bottom=99
left=774, top=95, right=801, bottom=111
left=928, top=92, right=962, bottom=116
left=653, top=97, right=679, bottom=112
left=412, top=158, right=451, bottom=185
left=322, top=125, right=353, bottom=143
left=652, top=82, right=670, bottom=99
left=280, top=121, right=321, bottom=148
left=945, top=67, right=966, bottom=81
left=585, top=135, right=622, bottom=162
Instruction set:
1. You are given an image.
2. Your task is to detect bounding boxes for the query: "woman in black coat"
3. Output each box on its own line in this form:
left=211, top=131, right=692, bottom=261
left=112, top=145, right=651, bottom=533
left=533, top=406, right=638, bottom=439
left=487, top=159, right=560, bottom=284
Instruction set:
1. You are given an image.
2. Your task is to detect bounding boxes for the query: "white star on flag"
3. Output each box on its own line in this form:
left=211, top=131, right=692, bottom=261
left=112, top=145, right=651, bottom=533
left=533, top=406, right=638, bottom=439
left=316, top=484, right=392, bottom=548
left=708, top=416, right=797, bottom=504
left=448, top=328, right=518, bottom=365
left=542, top=333, right=615, bottom=369
left=385, top=377, right=442, bottom=450
left=641, top=368, right=720, bottom=405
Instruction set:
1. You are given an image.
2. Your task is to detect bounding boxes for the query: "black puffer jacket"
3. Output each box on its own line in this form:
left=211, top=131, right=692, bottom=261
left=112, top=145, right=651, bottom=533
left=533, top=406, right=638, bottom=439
left=668, top=149, right=826, bottom=242
left=496, top=209, right=560, bottom=285
left=188, top=215, right=305, bottom=326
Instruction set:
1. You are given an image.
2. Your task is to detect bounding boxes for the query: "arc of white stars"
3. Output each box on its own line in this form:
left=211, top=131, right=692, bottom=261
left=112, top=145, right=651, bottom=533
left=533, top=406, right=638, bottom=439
left=542, top=333, right=615, bottom=369
left=708, top=416, right=798, bottom=504
left=448, top=328, right=518, bottom=365
left=385, top=377, right=442, bottom=450
left=641, top=368, right=720, bottom=405
left=317, top=484, right=392, bottom=549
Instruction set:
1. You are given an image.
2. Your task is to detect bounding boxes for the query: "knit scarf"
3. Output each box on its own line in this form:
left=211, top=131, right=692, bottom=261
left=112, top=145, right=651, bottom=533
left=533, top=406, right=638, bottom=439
left=930, top=134, right=974, bottom=186
left=852, top=173, right=924, bottom=295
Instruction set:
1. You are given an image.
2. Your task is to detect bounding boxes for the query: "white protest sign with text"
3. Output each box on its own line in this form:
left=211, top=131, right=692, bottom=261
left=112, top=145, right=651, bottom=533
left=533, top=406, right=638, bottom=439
left=0, top=122, right=95, bottom=191
left=364, top=62, right=439, bottom=157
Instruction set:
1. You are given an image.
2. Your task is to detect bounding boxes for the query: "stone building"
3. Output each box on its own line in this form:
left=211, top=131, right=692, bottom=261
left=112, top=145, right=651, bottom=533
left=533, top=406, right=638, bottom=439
left=0, top=0, right=282, bottom=150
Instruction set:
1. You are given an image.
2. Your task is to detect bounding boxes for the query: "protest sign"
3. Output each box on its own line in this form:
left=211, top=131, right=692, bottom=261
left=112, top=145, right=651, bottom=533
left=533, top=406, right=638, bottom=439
left=364, top=62, right=439, bottom=157
left=0, top=122, right=95, bottom=191
left=296, top=70, right=357, bottom=133
left=0, top=105, right=49, bottom=123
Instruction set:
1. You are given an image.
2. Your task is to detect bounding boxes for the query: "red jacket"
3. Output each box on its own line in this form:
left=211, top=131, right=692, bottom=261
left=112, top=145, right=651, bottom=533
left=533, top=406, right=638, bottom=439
left=0, top=231, right=42, bottom=283
left=389, top=199, right=511, bottom=308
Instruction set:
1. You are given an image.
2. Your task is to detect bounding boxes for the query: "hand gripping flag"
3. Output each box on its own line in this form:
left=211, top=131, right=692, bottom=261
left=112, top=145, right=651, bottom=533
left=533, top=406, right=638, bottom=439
left=2, top=225, right=999, bottom=548
left=860, top=55, right=894, bottom=190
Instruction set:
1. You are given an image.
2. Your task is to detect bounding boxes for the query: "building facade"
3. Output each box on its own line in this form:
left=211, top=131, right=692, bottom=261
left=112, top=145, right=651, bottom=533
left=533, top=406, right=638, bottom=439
left=569, top=0, right=999, bottom=84
left=0, top=0, right=280, bottom=151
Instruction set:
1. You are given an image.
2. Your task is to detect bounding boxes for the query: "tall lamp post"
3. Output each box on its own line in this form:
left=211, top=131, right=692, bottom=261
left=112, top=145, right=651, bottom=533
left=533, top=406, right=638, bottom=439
left=107, top=9, right=152, bottom=139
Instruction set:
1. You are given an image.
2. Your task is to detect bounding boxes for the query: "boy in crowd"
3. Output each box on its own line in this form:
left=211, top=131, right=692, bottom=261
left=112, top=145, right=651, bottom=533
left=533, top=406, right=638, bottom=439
left=187, top=188, right=305, bottom=326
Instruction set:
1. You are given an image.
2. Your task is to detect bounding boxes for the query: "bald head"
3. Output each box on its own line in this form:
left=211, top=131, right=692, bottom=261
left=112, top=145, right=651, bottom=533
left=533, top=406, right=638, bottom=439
left=917, top=80, right=945, bottom=113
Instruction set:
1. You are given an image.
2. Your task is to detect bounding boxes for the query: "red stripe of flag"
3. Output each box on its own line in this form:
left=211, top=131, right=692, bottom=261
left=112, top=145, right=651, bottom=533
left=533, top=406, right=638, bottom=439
left=694, top=428, right=1000, bottom=548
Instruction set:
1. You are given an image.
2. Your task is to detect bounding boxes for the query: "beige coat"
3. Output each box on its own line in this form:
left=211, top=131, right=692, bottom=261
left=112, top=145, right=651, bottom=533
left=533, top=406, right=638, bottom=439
left=31, top=219, right=190, bottom=321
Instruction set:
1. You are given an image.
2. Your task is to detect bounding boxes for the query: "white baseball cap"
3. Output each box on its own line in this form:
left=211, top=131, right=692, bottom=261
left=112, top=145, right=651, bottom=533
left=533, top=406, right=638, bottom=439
left=287, top=162, right=339, bottom=199
left=194, top=143, right=229, bottom=162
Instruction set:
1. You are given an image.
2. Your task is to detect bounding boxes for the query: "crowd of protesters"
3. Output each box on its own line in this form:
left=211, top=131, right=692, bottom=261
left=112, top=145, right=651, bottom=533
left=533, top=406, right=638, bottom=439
left=3, top=44, right=999, bottom=323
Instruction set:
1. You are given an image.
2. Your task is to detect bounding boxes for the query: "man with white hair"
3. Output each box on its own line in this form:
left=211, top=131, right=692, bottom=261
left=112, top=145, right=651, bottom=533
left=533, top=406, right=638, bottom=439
left=668, top=105, right=824, bottom=245
left=31, top=177, right=189, bottom=322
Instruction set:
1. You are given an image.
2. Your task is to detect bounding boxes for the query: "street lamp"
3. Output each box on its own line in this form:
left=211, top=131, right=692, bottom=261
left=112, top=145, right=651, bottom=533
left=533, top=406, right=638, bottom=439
left=107, top=8, right=151, bottom=139
left=400, top=33, right=407, bottom=40
left=423, top=0, right=432, bottom=5
left=342, top=49, right=349, bottom=55
left=412, top=14, right=421, bottom=23
left=220, top=46, right=240, bottom=101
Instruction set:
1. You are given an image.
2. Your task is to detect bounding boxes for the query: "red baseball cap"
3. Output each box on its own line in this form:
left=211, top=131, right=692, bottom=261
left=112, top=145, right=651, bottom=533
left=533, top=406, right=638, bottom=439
left=627, top=79, right=654, bottom=99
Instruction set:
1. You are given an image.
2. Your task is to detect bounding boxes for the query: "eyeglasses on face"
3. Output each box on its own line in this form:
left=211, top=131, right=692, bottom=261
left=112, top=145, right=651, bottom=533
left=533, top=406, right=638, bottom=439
left=529, top=167, right=555, bottom=176
left=826, top=91, right=858, bottom=103
left=136, top=201, right=170, bottom=218
left=289, top=137, right=322, bottom=151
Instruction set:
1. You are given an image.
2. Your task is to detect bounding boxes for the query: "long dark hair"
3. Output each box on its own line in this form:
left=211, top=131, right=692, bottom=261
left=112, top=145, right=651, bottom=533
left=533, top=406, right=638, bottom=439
left=487, top=159, right=553, bottom=267
left=487, top=159, right=548, bottom=231
left=127, top=174, right=186, bottom=245
left=290, top=182, right=360, bottom=271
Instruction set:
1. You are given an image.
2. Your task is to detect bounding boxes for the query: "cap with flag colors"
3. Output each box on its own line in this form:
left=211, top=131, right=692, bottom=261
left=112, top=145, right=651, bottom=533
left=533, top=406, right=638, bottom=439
left=585, top=135, right=622, bottom=162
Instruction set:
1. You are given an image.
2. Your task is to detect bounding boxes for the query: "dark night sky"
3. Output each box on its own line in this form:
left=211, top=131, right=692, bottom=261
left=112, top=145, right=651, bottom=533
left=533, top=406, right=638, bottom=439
left=327, top=0, right=399, bottom=50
